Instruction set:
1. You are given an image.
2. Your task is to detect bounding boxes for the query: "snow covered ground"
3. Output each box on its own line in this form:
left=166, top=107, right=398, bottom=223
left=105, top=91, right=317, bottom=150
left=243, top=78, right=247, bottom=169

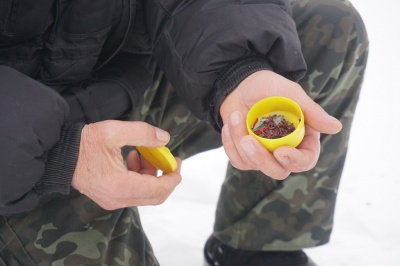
left=139, top=1, right=400, bottom=265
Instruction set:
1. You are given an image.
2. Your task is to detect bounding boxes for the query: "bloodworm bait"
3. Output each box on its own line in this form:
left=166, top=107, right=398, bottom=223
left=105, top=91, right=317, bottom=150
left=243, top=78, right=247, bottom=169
left=251, top=113, right=295, bottom=139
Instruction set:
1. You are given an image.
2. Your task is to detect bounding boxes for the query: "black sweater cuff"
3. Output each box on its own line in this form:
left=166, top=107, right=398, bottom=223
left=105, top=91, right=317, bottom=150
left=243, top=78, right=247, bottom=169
left=34, top=122, right=85, bottom=195
left=209, top=54, right=273, bottom=132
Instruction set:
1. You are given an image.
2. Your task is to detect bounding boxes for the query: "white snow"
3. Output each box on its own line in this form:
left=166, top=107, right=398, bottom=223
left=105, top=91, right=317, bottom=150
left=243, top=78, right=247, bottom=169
left=139, top=1, right=400, bottom=265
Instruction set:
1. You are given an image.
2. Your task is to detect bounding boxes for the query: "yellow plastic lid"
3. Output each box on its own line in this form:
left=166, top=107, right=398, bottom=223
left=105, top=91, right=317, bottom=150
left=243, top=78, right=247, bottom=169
left=246, top=96, right=305, bottom=152
left=136, top=146, right=177, bottom=173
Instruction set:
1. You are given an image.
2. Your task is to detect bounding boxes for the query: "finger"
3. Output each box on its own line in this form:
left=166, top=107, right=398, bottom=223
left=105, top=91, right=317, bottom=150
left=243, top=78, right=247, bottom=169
left=238, top=135, right=290, bottom=180
left=291, top=91, right=342, bottom=135
left=225, top=110, right=290, bottom=179
left=139, top=154, right=158, bottom=176
left=126, top=150, right=141, bottom=172
left=226, top=111, right=252, bottom=164
left=127, top=169, right=182, bottom=205
left=221, top=125, right=248, bottom=170
left=303, top=103, right=342, bottom=134
left=102, top=120, right=171, bottom=147
left=274, top=126, right=321, bottom=172
left=102, top=167, right=182, bottom=207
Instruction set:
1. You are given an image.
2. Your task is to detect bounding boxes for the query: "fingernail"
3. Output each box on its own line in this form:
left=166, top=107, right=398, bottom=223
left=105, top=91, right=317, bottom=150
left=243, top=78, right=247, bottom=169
left=330, top=116, right=340, bottom=124
left=156, top=128, right=170, bottom=142
left=330, top=116, right=343, bottom=132
left=222, top=125, right=230, bottom=137
left=229, top=112, right=241, bottom=126
left=277, top=155, right=290, bottom=164
left=241, top=140, right=256, bottom=156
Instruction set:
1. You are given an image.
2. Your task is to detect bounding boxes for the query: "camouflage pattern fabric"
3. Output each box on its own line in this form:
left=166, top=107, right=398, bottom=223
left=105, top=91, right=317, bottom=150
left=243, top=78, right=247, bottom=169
left=212, top=0, right=369, bottom=250
left=0, top=190, right=158, bottom=266
left=132, top=0, right=369, bottom=252
left=0, top=0, right=369, bottom=265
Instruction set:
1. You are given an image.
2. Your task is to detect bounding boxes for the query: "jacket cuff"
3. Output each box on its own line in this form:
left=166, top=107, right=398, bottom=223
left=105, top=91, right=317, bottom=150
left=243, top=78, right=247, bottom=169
left=34, top=122, right=85, bottom=195
left=209, top=54, right=273, bottom=131
left=62, top=80, right=133, bottom=124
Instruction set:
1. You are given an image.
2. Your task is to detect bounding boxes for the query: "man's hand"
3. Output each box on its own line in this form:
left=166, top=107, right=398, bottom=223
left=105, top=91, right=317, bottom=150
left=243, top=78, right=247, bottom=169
left=220, top=70, right=342, bottom=180
left=71, top=120, right=182, bottom=210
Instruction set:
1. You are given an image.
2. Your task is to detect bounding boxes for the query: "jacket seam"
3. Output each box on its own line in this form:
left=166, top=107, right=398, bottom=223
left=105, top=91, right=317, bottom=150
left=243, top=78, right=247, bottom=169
left=154, top=0, right=172, bottom=18
left=162, top=29, right=209, bottom=87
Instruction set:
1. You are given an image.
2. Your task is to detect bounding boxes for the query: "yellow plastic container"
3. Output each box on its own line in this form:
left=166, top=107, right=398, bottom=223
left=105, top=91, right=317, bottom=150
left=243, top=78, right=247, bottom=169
left=246, top=96, right=305, bottom=152
left=136, top=146, right=177, bottom=173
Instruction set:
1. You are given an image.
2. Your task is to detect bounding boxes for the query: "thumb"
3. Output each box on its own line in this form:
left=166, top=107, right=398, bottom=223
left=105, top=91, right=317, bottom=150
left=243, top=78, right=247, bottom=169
left=113, top=121, right=170, bottom=147
left=300, top=99, right=342, bottom=134
left=89, top=120, right=171, bottom=148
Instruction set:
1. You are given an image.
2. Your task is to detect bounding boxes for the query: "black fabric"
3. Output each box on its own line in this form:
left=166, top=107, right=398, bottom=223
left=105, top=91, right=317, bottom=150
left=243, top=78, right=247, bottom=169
left=204, top=235, right=315, bottom=266
left=0, top=0, right=307, bottom=215
left=62, top=53, right=156, bottom=124
left=0, top=0, right=55, bottom=46
left=0, top=66, right=71, bottom=215
left=0, top=217, right=37, bottom=266
left=35, top=122, right=85, bottom=196
left=208, top=54, right=274, bottom=131
left=0, top=1, right=154, bottom=215
left=209, top=52, right=307, bottom=131
left=145, top=0, right=306, bottom=126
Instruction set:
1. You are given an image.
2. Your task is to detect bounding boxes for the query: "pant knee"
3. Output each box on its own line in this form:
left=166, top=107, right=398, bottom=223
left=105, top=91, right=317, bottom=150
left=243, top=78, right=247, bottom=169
left=293, top=0, right=368, bottom=52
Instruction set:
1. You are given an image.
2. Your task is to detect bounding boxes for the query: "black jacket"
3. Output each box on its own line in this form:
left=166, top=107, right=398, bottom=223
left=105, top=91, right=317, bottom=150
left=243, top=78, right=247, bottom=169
left=0, top=0, right=306, bottom=215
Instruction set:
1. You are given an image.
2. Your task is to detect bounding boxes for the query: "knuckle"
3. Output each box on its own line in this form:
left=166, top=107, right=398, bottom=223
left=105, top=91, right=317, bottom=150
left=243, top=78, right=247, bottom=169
left=250, top=156, right=263, bottom=168
left=101, top=122, right=118, bottom=143
left=268, top=168, right=290, bottom=180
left=276, top=171, right=291, bottom=180
left=157, top=196, right=168, bottom=205
left=294, top=163, right=309, bottom=172
left=153, top=196, right=166, bottom=206
left=230, top=160, right=246, bottom=170
left=86, top=121, right=115, bottom=143
left=153, top=187, right=170, bottom=205
left=99, top=201, right=119, bottom=211
left=135, top=122, right=155, bottom=136
left=175, top=175, right=182, bottom=185
left=243, top=154, right=263, bottom=170
left=297, top=156, right=318, bottom=172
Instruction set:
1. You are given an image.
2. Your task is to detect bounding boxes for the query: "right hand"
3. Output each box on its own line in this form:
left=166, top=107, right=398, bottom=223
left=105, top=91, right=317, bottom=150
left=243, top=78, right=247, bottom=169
left=71, top=120, right=182, bottom=210
left=219, top=70, right=342, bottom=180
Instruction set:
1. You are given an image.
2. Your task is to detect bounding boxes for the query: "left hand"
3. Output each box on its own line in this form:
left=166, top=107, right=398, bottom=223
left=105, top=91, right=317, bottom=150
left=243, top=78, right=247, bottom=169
left=220, top=70, right=342, bottom=180
left=72, top=120, right=182, bottom=210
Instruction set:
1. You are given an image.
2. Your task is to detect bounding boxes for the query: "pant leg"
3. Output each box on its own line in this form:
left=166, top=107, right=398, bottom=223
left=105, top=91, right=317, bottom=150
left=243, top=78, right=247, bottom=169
left=212, top=0, right=369, bottom=251
left=0, top=69, right=222, bottom=266
left=0, top=190, right=159, bottom=266
left=128, top=69, right=222, bottom=159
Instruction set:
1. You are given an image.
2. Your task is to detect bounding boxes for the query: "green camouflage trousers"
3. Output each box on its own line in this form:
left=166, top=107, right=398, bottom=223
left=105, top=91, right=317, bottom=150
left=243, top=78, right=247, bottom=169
left=0, top=0, right=368, bottom=265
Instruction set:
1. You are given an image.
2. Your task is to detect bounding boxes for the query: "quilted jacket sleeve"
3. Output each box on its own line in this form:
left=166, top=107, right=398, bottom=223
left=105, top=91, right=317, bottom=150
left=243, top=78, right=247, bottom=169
left=0, top=66, right=84, bottom=215
left=62, top=53, right=156, bottom=124
left=145, top=0, right=307, bottom=130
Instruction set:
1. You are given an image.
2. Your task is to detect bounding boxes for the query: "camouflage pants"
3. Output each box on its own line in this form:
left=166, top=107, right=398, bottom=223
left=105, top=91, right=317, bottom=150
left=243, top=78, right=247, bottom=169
left=212, top=0, right=369, bottom=250
left=0, top=0, right=368, bottom=265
